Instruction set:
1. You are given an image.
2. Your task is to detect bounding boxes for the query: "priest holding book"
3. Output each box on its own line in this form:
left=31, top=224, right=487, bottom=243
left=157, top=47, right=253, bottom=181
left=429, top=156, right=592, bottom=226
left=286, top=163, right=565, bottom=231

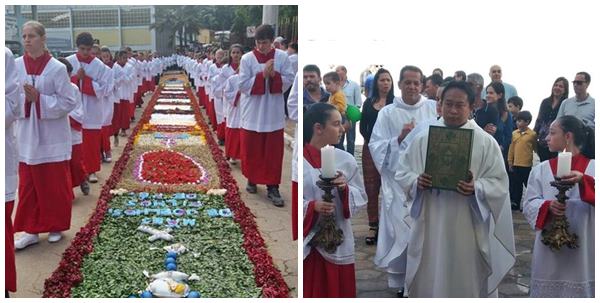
left=395, top=81, right=515, bottom=297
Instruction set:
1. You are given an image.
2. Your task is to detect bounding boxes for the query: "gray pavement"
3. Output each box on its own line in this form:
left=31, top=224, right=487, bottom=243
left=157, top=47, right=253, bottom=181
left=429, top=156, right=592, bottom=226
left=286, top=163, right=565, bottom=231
left=12, top=92, right=297, bottom=298
left=351, top=144, right=533, bottom=298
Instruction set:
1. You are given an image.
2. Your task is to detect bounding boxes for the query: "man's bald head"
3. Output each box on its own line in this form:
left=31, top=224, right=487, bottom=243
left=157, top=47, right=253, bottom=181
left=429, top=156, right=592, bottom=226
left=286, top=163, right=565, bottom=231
left=335, top=65, right=348, bottom=82
left=489, top=64, right=502, bottom=82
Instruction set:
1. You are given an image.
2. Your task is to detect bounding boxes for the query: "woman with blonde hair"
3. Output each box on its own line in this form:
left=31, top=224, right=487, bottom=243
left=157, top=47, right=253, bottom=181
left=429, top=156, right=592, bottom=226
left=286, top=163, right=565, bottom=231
left=13, top=20, right=78, bottom=249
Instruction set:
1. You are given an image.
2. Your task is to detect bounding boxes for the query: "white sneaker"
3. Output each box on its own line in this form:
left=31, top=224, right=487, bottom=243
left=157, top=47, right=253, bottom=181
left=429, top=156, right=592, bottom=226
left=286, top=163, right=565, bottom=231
left=228, top=159, right=238, bottom=165
left=48, top=232, right=63, bottom=243
left=89, top=173, right=98, bottom=183
left=15, top=233, right=39, bottom=250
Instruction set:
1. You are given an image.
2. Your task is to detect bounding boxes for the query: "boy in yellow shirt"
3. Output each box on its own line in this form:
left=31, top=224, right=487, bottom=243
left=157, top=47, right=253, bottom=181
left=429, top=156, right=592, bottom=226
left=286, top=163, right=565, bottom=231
left=507, top=110, right=537, bottom=210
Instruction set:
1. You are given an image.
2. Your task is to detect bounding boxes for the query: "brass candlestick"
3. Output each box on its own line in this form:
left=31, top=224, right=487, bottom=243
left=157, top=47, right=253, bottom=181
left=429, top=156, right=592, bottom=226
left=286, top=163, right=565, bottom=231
left=541, top=178, right=578, bottom=251
left=309, top=174, right=344, bottom=254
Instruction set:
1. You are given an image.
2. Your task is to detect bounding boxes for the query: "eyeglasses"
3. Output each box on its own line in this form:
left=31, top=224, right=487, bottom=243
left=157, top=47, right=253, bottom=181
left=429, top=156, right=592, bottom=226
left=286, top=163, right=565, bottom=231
left=572, top=80, right=586, bottom=85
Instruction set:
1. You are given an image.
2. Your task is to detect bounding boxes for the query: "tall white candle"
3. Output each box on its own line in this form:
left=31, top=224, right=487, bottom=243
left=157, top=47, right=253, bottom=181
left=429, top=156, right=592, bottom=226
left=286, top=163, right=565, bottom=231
left=321, top=145, right=336, bottom=178
left=556, top=151, right=572, bottom=177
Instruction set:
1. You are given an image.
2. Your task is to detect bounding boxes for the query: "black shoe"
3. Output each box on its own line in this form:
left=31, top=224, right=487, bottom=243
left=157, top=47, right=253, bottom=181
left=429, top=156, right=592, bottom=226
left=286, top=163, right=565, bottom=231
left=267, top=187, right=284, bottom=207
left=397, top=288, right=405, bottom=298
left=218, top=139, right=225, bottom=146
left=80, top=180, right=90, bottom=195
left=511, top=202, right=519, bottom=211
left=246, top=182, right=257, bottom=194
left=365, top=226, right=378, bottom=246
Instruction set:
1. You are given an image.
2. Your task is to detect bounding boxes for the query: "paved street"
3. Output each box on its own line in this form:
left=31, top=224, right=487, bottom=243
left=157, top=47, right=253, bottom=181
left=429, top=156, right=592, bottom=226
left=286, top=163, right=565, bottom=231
left=12, top=92, right=297, bottom=298
left=351, top=145, right=534, bottom=298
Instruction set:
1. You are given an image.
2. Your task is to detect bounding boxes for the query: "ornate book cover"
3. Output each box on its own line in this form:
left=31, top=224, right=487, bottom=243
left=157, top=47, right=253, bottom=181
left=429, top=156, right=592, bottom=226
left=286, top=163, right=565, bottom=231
left=424, top=126, right=474, bottom=191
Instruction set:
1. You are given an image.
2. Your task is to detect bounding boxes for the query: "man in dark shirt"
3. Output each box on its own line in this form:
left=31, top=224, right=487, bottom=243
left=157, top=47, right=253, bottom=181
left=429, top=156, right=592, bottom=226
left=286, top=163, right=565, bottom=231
left=303, top=64, right=330, bottom=110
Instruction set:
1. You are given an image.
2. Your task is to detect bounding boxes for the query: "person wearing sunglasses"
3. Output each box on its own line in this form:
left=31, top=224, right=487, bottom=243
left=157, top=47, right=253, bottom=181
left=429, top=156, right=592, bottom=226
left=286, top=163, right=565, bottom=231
left=556, top=72, right=594, bottom=128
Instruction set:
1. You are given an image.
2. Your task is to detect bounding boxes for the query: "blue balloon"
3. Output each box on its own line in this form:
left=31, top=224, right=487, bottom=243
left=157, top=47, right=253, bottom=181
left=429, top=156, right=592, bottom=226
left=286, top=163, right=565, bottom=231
left=166, top=262, right=177, bottom=271
left=141, top=291, right=153, bottom=298
left=188, top=291, right=201, bottom=298
left=165, top=257, right=176, bottom=264
left=166, top=252, right=178, bottom=259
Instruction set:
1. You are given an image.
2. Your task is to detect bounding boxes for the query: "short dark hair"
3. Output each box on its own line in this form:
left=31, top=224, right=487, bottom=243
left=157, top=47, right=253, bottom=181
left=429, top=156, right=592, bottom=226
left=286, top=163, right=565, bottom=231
left=507, top=96, right=523, bottom=109
left=255, top=24, right=275, bottom=41
left=303, top=103, right=338, bottom=143
left=57, top=57, right=73, bottom=74
left=303, top=64, right=321, bottom=77
left=516, top=110, right=532, bottom=122
left=427, top=74, right=443, bottom=86
left=75, top=32, right=94, bottom=47
left=399, top=65, right=423, bottom=82
left=576, top=71, right=591, bottom=83
left=323, top=71, right=340, bottom=83
left=288, top=42, right=298, bottom=52
left=441, top=80, right=475, bottom=106
left=454, top=70, right=467, bottom=81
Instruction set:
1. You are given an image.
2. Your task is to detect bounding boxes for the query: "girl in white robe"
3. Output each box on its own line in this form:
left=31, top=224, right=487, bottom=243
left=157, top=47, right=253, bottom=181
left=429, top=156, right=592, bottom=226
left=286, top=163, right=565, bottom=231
left=303, top=103, right=367, bottom=297
left=523, top=115, right=594, bottom=297
left=14, top=21, right=78, bottom=248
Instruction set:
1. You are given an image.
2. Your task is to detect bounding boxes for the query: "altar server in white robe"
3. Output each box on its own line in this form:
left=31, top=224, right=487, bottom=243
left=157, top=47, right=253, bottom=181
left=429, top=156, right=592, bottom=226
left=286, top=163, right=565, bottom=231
left=369, top=65, right=437, bottom=295
left=303, top=103, right=367, bottom=297
left=207, top=49, right=224, bottom=131
left=238, top=24, right=294, bottom=207
left=5, top=46, right=24, bottom=294
left=99, top=47, right=116, bottom=163
left=288, top=73, right=299, bottom=240
left=211, top=54, right=228, bottom=144
left=56, top=57, right=89, bottom=196
left=523, top=115, right=594, bottom=298
left=113, top=51, right=135, bottom=137
left=396, top=81, right=515, bottom=297
left=13, top=21, right=78, bottom=249
left=66, top=32, right=110, bottom=183
left=222, top=45, right=244, bottom=163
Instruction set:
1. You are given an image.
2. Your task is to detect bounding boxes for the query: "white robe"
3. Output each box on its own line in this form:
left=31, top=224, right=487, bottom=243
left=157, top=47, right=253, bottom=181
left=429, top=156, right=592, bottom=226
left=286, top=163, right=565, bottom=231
left=5, top=47, right=23, bottom=202
left=101, top=65, right=116, bottom=127
left=395, top=119, right=516, bottom=297
left=66, top=55, right=110, bottom=129
left=223, top=74, right=241, bottom=129
left=523, top=159, right=594, bottom=297
left=303, top=148, right=367, bottom=264
left=369, top=96, right=437, bottom=284
left=68, top=83, right=84, bottom=145
left=288, top=74, right=299, bottom=182
left=15, top=56, right=78, bottom=165
left=238, top=49, right=294, bottom=132
left=211, top=64, right=226, bottom=123
left=113, top=62, right=134, bottom=102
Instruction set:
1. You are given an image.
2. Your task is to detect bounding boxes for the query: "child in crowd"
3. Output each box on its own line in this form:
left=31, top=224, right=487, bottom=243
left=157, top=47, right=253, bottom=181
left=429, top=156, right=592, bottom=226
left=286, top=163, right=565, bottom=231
left=507, top=96, right=523, bottom=129
left=323, top=71, right=349, bottom=150
left=507, top=110, right=537, bottom=210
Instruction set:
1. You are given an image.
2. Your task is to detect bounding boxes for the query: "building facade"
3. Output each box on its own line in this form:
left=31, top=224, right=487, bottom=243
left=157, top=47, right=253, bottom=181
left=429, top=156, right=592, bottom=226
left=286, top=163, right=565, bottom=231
left=5, top=5, right=159, bottom=53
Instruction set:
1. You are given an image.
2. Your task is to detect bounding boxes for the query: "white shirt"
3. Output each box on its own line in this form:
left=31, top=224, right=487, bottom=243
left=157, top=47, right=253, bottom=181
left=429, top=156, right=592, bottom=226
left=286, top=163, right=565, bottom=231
left=5, top=47, right=23, bottom=201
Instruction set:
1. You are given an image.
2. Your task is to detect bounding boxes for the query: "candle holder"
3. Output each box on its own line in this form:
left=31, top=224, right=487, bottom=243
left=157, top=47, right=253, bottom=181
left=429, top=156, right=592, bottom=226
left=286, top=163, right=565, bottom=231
left=541, top=177, right=578, bottom=251
left=309, top=174, right=344, bottom=254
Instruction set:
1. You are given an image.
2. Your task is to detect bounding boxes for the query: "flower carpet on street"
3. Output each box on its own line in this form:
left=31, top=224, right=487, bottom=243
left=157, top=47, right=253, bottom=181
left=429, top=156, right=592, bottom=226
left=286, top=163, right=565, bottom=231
left=43, top=72, right=288, bottom=298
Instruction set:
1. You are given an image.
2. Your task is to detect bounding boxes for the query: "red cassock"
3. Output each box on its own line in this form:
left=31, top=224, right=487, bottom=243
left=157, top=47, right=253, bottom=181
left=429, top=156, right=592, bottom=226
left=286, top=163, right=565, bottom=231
left=292, top=181, right=298, bottom=241
left=240, top=129, right=284, bottom=185
left=197, top=86, right=206, bottom=107
left=14, top=161, right=74, bottom=234
left=82, top=129, right=102, bottom=173
left=70, top=143, right=88, bottom=187
left=304, top=250, right=356, bottom=298
left=208, top=99, right=218, bottom=130
left=111, top=103, right=121, bottom=135
left=101, top=125, right=112, bottom=153
left=217, top=121, right=226, bottom=141
left=118, top=100, right=131, bottom=130
left=6, top=201, right=16, bottom=292
left=225, top=127, right=241, bottom=159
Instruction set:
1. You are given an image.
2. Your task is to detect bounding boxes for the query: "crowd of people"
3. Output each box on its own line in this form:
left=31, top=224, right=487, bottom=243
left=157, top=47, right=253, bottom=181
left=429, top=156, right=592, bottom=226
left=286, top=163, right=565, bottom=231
left=302, top=63, right=594, bottom=298
left=5, top=21, right=298, bottom=298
